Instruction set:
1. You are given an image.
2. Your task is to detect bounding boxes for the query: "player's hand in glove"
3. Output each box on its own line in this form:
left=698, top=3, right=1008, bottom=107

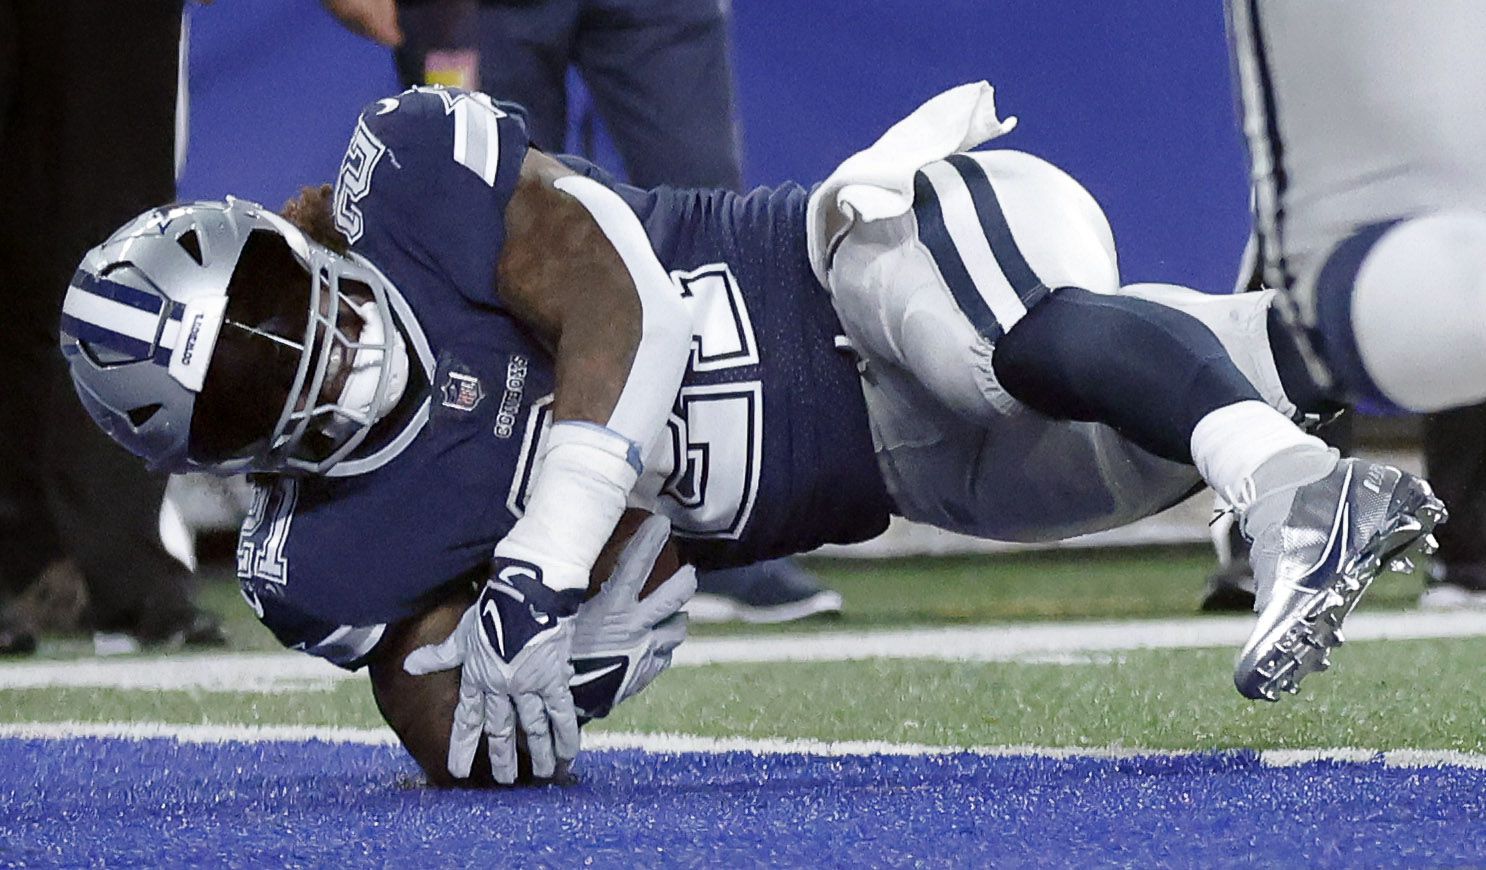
left=570, top=515, right=697, bottom=720
left=403, top=559, right=584, bottom=784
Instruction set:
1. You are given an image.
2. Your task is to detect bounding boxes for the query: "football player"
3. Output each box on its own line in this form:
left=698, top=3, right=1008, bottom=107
left=59, top=82, right=1443, bottom=786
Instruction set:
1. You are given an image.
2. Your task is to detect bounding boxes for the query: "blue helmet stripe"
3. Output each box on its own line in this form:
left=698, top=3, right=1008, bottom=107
left=71, top=269, right=165, bottom=316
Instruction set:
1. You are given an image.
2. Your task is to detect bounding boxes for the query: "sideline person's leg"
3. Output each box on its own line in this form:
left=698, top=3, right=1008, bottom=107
left=1420, top=404, right=1486, bottom=609
left=55, top=0, right=209, bottom=645
left=575, top=0, right=743, bottom=190
left=5, top=0, right=220, bottom=651
left=0, top=0, right=52, bottom=655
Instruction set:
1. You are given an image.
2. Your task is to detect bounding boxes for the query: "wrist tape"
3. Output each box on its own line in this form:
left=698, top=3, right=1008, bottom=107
left=495, top=421, right=640, bottom=592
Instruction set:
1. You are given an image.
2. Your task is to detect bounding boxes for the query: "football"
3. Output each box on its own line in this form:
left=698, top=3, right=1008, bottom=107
left=368, top=508, right=680, bottom=787
left=588, top=507, right=683, bottom=601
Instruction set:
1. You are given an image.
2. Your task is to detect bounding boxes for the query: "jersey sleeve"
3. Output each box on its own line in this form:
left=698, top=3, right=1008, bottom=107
left=332, top=86, right=531, bottom=308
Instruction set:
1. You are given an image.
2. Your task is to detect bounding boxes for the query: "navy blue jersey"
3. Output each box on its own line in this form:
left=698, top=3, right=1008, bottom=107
left=238, top=87, right=891, bottom=667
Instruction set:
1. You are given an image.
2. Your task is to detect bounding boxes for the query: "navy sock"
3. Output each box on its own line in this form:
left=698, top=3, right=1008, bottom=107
left=1264, top=305, right=1346, bottom=416
left=992, top=287, right=1264, bottom=464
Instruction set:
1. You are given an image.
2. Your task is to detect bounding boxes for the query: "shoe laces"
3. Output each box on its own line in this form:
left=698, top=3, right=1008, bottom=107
left=1210, top=477, right=1260, bottom=531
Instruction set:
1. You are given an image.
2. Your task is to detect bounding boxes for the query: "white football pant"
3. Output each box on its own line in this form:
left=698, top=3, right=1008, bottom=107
left=1231, top=0, right=1486, bottom=411
left=823, top=150, right=1294, bottom=542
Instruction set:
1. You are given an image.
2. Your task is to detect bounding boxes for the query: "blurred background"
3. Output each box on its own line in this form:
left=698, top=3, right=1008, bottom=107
left=171, top=0, right=1274, bottom=556
left=178, top=0, right=1251, bottom=291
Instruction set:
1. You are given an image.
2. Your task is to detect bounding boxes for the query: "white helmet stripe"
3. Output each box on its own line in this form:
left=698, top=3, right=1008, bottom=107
left=62, top=285, right=171, bottom=349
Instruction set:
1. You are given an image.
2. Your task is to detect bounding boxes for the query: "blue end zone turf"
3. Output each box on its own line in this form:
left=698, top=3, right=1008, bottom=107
left=3, top=738, right=1484, bottom=866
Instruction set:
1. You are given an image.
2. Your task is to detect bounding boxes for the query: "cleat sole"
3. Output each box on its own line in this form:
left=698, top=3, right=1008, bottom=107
left=1235, top=476, right=1447, bottom=702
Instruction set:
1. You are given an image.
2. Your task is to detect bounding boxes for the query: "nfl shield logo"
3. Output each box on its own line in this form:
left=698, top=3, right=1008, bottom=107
left=440, top=371, right=485, bottom=412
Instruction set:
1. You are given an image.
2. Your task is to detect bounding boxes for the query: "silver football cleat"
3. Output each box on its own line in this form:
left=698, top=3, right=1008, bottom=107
left=1235, top=455, right=1447, bottom=702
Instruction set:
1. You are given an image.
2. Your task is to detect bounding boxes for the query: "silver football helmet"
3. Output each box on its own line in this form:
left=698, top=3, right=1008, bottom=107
left=60, top=197, right=409, bottom=476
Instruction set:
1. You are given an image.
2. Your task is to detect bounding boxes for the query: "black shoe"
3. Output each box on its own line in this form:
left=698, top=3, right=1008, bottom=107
left=689, top=559, right=843, bottom=624
left=1201, top=510, right=1256, bottom=613
left=0, top=614, right=37, bottom=657
left=1201, top=562, right=1257, bottom=612
left=172, top=609, right=229, bottom=648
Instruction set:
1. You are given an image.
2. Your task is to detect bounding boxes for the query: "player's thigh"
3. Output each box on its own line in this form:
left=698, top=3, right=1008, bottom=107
left=875, top=375, right=1201, bottom=542
left=1232, top=0, right=1486, bottom=292
left=827, top=149, right=1118, bottom=423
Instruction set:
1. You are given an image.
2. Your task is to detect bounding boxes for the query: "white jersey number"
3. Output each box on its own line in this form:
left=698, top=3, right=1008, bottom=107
left=237, top=479, right=298, bottom=585
left=508, top=263, right=763, bottom=539
left=333, top=119, right=387, bottom=245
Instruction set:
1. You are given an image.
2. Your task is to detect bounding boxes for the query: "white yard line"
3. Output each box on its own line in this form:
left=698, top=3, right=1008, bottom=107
left=674, top=609, right=1486, bottom=667
left=0, top=652, right=354, bottom=693
left=1, top=609, right=1483, bottom=693
left=1, top=720, right=1482, bottom=769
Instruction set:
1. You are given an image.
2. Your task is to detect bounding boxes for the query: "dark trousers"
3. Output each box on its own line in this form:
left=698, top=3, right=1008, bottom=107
left=398, top=0, right=743, bottom=190
left=1424, top=405, right=1486, bottom=570
left=0, top=0, right=196, bottom=633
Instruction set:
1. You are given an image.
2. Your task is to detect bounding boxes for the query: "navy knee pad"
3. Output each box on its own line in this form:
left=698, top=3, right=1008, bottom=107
left=993, top=287, right=1264, bottom=463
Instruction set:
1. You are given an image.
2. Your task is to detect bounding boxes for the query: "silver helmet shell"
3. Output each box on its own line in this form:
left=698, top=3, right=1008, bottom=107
left=60, top=197, right=406, bottom=476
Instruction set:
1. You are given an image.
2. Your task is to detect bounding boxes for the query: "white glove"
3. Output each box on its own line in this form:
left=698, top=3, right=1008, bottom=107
left=570, top=515, right=696, bottom=720
left=403, top=558, right=584, bottom=784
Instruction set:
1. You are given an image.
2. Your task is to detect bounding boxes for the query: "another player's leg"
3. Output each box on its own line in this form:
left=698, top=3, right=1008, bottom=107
left=1229, top=0, right=1486, bottom=417
left=686, top=559, right=842, bottom=625
left=1276, top=212, right=1486, bottom=415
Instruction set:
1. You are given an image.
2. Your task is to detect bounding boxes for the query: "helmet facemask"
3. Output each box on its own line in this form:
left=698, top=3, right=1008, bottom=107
left=190, top=219, right=410, bottom=475
left=63, top=198, right=414, bottom=478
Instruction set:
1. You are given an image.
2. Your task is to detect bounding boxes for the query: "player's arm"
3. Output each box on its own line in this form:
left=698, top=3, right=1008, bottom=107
left=483, top=148, right=692, bottom=594
left=404, top=148, right=692, bottom=785
left=491, top=151, right=693, bottom=771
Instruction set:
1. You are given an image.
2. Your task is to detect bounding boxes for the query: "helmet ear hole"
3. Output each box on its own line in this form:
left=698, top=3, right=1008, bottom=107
left=126, top=403, right=164, bottom=428
left=176, top=230, right=205, bottom=265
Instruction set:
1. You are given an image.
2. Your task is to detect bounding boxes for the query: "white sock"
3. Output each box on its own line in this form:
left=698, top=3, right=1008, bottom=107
left=1190, top=400, right=1328, bottom=507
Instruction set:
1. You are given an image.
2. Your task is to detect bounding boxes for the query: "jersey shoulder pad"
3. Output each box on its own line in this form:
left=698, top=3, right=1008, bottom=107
left=332, top=86, right=532, bottom=305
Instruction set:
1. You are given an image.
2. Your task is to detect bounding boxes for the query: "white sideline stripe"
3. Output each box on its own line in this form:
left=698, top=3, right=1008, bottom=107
left=0, top=653, right=355, bottom=692
left=1, top=610, right=1484, bottom=693
left=672, top=608, right=1486, bottom=667
left=2, top=721, right=1483, bottom=770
